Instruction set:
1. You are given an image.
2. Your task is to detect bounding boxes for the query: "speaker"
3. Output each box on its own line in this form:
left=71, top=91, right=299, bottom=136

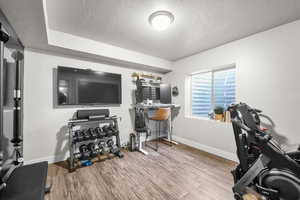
left=76, top=109, right=110, bottom=119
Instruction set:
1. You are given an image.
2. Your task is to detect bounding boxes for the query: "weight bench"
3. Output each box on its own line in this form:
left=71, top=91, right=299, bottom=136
left=0, top=161, right=49, bottom=200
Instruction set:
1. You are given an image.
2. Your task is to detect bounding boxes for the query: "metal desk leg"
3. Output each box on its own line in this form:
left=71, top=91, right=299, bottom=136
left=170, top=116, right=178, bottom=145
left=139, top=147, right=148, bottom=155
left=162, top=115, right=178, bottom=145
left=114, top=118, right=121, bottom=148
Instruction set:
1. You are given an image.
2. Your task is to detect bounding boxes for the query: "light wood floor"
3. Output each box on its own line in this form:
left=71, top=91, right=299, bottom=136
left=46, top=143, right=236, bottom=200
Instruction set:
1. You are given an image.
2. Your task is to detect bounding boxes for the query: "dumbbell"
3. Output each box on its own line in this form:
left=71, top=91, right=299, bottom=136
left=108, top=124, right=118, bottom=136
left=87, top=128, right=98, bottom=140
left=87, top=143, right=97, bottom=157
left=97, top=141, right=105, bottom=154
left=98, top=140, right=106, bottom=148
left=82, top=129, right=91, bottom=141
left=74, top=130, right=83, bottom=142
left=112, top=147, right=124, bottom=158
left=95, top=127, right=106, bottom=139
left=79, top=144, right=91, bottom=160
left=106, top=139, right=114, bottom=147
left=102, top=125, right=113, bottom=137
left=106, top=139, right=124, bottom=158
left=98, top=141, right=107, bottom=154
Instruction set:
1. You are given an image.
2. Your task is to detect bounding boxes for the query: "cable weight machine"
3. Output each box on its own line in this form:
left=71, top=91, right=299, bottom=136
left=0, top=23, right=24, bottom=190
left=0, top=23, right=8, bottom=186
left=0, top=13, right=49, bottom=200
left=11, top=51, right=24, bottom=165
left=0, top=24, right=8, bottom=174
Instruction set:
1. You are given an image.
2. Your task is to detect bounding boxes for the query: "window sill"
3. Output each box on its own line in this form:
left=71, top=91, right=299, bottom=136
left=185, top=115, right=231, bottom=124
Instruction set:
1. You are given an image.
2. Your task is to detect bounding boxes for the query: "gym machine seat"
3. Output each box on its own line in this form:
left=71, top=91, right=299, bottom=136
left=0, top=161, right=48, bottom=200
left=147, top=108, right=171, bottom=151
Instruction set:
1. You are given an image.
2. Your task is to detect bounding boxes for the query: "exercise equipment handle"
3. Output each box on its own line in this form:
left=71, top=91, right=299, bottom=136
left=250, top=108, right=262, bottom=113
left=232, top=119, right=251, bottom=132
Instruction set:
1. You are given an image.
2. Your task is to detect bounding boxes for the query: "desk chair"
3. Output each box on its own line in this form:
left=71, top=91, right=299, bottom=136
left=146, top=108, right=171, bottom=151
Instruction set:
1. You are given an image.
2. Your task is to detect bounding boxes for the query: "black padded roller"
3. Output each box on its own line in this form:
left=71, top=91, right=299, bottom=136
left=76, top=109, right=110, bottom=119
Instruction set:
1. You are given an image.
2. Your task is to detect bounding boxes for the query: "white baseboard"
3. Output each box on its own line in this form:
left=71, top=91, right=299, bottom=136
left=173, top=135, right=238, bottom=162
left=24, top=154, right=68, bottom=165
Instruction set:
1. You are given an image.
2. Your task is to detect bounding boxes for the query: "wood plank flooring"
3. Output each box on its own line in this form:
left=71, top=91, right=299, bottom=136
left=46, top=143, right=236, bottom=200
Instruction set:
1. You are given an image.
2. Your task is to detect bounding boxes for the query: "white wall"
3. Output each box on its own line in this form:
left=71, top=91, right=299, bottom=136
left=47, top=30, right=172, bottom=72
left=166, top=20, right=300, bottom=161
left=23, top=19, right=300, bottom=164
left=23, top=49, right=162, bottom=164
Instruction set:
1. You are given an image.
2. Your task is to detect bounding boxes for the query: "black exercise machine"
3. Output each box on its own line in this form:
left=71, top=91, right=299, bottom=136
left=10, top=50, right=23, bottom=165
left=228, top=103, right=300, bottom=200
left=0, top=18, right=49, bottom=200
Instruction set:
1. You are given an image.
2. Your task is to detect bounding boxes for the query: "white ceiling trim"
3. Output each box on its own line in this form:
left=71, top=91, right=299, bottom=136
left=47, top=29, right=172, bottom=71
left=41, top=0, right=172, bottom=73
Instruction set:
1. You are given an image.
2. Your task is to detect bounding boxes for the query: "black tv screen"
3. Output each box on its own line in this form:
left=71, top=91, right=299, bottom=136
left=57, top=66, right=122, bottom=105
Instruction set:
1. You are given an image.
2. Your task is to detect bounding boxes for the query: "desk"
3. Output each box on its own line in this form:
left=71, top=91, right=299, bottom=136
left=134, top=103, right=180, bottom=154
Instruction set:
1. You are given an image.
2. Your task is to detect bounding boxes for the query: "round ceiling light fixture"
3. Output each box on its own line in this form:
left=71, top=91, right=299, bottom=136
left=149, top=10, right=174, bottom=31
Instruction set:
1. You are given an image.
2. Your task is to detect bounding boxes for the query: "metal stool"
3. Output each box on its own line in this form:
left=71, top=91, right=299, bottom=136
left=146, top=108, right=171, bottom=151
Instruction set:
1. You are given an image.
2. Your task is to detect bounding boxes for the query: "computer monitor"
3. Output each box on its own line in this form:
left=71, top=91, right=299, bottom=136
left=160, top=84, right=172, bottom=104
left=141, top=86, right=160, bottom=101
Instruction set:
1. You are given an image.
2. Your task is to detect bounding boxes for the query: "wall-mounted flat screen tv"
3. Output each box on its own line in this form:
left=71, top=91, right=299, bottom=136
left=57, top=66, right=122, bottom=105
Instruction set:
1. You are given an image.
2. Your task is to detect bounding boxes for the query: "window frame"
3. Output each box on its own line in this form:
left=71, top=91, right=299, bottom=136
left=189, top=64, right=236, bottom=119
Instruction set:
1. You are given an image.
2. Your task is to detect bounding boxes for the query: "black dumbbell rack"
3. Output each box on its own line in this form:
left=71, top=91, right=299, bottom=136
left=67, top=116, right=123, bottom=172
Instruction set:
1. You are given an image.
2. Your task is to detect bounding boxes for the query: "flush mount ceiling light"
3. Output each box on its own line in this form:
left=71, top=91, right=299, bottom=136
left=149, top=11, right=175, bottom=31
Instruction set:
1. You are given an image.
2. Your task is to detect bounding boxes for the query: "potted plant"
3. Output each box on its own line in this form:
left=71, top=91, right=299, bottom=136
left=156, top=76, right=162, bottom=83
left=132, top=72, right=139, bottom=82
left=214, top=106, right=224, bottom=121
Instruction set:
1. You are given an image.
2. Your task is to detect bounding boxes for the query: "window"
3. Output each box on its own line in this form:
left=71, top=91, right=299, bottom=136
left=191, top=67, right=236, bottom=118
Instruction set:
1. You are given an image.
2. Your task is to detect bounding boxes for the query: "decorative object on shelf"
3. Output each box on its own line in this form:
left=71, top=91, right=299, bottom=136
left=141, top=73, right=155, bottom=79
left=172, top=86, right=179, bottom=96
left=156, top=76, right=162, bottom=83
left=132, top=72, right=139, bottom=82
left=131, top=72, right=162, bottom=83
left=214, top=106, right=224, bottom=121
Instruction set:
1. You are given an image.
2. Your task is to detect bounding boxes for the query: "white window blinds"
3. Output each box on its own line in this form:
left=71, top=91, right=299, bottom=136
left=191, top=72, right=212, bottom=117
left=191, top=67, right=236, bottom=117
left=213, top=68, right=236, bottom=109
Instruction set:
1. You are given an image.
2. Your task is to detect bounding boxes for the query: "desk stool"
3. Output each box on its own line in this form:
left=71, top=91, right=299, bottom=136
left=146, top=108, right=171, bottom=151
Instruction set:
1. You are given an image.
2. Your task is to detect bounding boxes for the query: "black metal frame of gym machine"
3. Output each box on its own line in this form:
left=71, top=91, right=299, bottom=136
left=0, top=8, right=24, bottom=171
left=0, top=10, right=24, bottom=163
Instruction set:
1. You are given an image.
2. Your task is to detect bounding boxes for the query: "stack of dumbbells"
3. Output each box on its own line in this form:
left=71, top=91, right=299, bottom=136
left=73, top=123, right=123, bottom=163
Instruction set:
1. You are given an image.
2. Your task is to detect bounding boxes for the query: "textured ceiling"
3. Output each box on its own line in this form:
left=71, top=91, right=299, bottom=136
left=46, top=0, right=300, bottom=61
left=0, top=0, right=172, bottom=72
